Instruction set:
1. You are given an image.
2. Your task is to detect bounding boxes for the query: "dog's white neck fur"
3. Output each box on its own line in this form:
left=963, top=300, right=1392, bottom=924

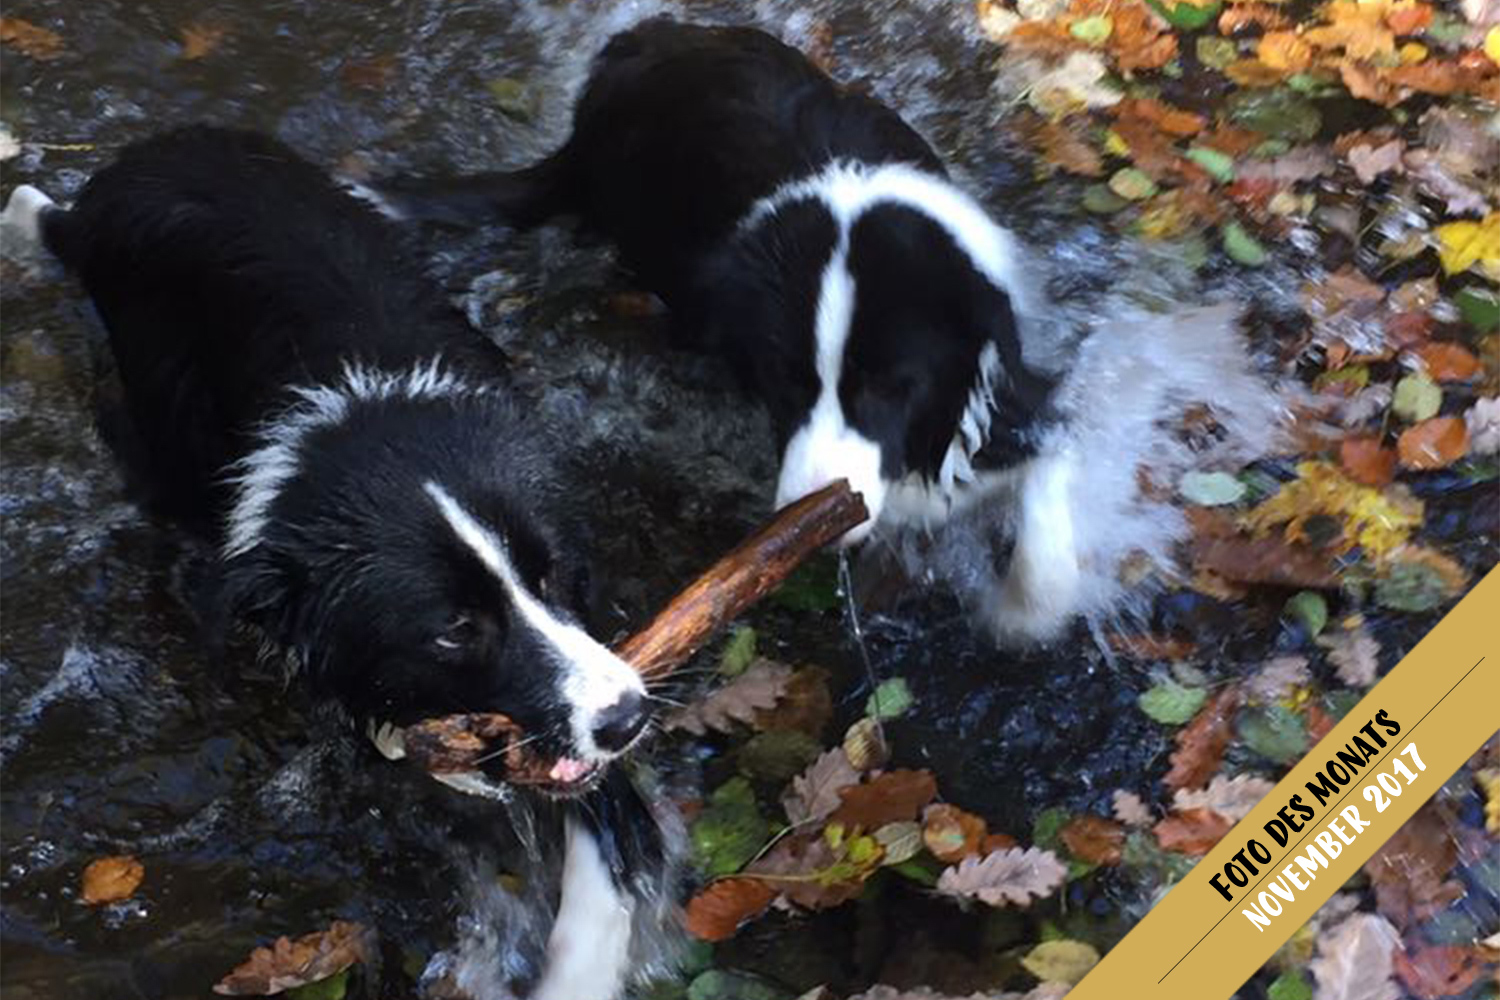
left=532, top=818, right=637, bottom=1000
left=422, top=481, right=644, bottom=762
left=745, top=161, right=1025, bottom=534
left=223, top=358, right=484, bottom=558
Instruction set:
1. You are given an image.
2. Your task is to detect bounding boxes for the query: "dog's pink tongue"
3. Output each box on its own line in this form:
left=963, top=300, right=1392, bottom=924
left=548, top=757, right=593, bottom=784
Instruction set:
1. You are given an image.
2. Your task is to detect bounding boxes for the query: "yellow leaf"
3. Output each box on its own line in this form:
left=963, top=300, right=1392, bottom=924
left=1435, top=213, right=1500, bottom=275
left=1022, top=939, right=1102, bottom=985
left=1486, top=26, right=1500, bottom=65
left=1399, top=41, right=1427, bottom=62
left=1479, top=769, right=1500, bottom=835
left=1104, top=129, right=1131, bottom=157
left=1242, top=461, right=1423, bottom=558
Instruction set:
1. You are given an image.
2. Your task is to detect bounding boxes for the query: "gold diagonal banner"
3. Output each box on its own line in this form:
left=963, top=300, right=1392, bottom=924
left=1069, top=566, right=1499, bottom=1000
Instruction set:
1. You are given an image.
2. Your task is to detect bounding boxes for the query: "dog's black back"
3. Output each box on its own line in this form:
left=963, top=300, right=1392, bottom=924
left=44, top=126, right=505, bottom=527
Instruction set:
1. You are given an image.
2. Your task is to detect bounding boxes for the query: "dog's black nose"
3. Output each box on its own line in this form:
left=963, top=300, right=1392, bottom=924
left=591, top=689, right=649, bottom=753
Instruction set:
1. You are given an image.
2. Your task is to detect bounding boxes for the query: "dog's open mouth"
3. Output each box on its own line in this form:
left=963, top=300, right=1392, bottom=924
left=369, top=715, right=607, bottom=798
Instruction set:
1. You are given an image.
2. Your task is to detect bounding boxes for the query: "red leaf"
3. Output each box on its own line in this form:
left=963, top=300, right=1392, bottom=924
left=1412, top=342, right=1482, bottom=382
left=1165, top=686, right=1243, bottom=791
left=1340, top=434, right=1398, bottom=486
left=1061, top=815, right=1126, bottom=865
left=1153, top=807, right=1234, bottom=855
left=683, top=878, right=776, bottom=942
left=1394, top=945, right=1488, bottom=1000
left=1397, top=417, right=1469, bottom=470
left=829, top=769, right=938, bottom=831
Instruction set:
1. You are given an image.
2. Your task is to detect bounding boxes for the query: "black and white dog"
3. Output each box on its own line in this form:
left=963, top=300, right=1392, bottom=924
left=379, top=19, right=1083, bottom=634
left=3, top=126, right=668, bottom=1000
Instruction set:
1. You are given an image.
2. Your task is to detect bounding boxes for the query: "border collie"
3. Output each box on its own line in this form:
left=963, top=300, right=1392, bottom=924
left=3, top=125, right=668, bottom=1000
left=377, top=19, right=1080, bottom=631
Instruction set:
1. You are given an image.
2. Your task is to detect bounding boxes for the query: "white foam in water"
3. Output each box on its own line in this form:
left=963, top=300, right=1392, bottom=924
left=892, top=301, right=1288, bottom=644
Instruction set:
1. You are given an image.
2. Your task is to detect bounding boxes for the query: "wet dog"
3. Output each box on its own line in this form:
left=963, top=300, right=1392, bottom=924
left=4, top=125, right=669, bottom=1000
left=376, top=19, right=1081, bottom=630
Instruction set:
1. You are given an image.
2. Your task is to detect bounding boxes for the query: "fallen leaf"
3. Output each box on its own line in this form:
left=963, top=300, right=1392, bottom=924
left=873, top=821, right=925, bottom=866
left=214, top=921, right=373, bottom=996
left=1165, top=686, right=1242, bottom=791
left=1286, top=590, right=1329, bottom=636
left=865, top=677, right=914, bottom=720
left=1435, top=213, right=1500, bottom=276
left=1139, top=678, right=1209, bottom=724
left=935, top=846, right=1067, bottom=907
left=1385, top=0, right=1434, bottom=34
left=81, top=856, right=144, bottom=905
left=1347, top=140, right=1405, bottom=184
left=1031, top=118, right=1105, bottom=176
left=1115, top=97, right=1207, bottom=136
left=1320, top=623, right=1381, bottom=686
left=1394, top=945, right=1489, bottom=1000
left=340, top=54, right=397, bottom=91
left=1412, top=342, right=1482, bottom=382
left=1192, top=534, right=1339, bottom=588
left=1021, top=939, right=1101, bottom=985
left=1154, top=807, right=1234, bottom=854
left=1247, top=655, right=1312, bottom=703
left=1477, top=768, right=1500, bottom=835
left=1173, top=773, right=1276, bottom=822
left=666, top=659, right=792, bottom=735
left=1060, top=814, right=1126, bottom=865
left=1259, top=30, right=1314, bottom=71
left=830, top=770, right=938, bottom=831
left=1220, top=2, right=1291, bottom=32
left=693, top=777, right=772, bottom=877
left=1339, top=435, right=1397, bottom=486
left=1242, top=461, right=1423, bottom=558
left=1466, top=397, right=1500, bottom=455
left=1112, top=790, right=1153, bottom=826
left=923, top=803, right=989, bottom=862
left=0, top=17, right=64, bottom=60
left=1377, top=546, right=1469, bottom=610
left=684, top=878, right=777, bottom=942
left=1310, top=912, right=1402, bottom=1000
left=755, top=665, right=834, bottom=735
left=180, top=22, right=227, bottom=60
left=748, top=830, right=874, bottom=910
left=1397, top=416, right=1469, bottom=469
left=1364, top=802, right=1464, bottom=927
left=842, top=717, right=889, bottom=771
left=783, top=747, right=862, bottom=825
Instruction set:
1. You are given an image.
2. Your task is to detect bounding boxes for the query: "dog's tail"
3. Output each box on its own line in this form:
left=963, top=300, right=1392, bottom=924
left=370, top=157, right=569, bottom=229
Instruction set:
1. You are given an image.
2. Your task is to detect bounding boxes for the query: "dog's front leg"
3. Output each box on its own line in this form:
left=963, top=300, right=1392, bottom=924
left=531, top=817, right=636, bottom=1000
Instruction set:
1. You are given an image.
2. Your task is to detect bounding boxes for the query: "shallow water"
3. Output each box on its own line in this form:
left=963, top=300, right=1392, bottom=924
left=2, top=1, right=1495, bottom=998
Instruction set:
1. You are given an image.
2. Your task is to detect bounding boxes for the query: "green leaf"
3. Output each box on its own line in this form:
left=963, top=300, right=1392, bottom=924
left=1425, top=13, right=1469, bottom=44
left=690, top=777, right=771, bottom=877
left=736, top=730, right=822, bottom=784
left=1229, top=89, right=1322, bottom=142
left=1222, top=221, right=1268, bottom=267
left=1145, top=0, right=1222, bottom=30
left=865, top=677, right=914, bottom=720
left=1033, top=806, right=1071, bottom=852
left=1196, top=36, right=1238, bottom=70
left=1284, top=591, right=1328, bottom=637
left=486, top=78, right=538, bottom=121
left=1179, top=470, right=1246, bottom=506
left=1375, top=561, right=1450, bottom=613
left=1070, top=14, right=1113, bottom=44
left=771, top=555, right=841, bottom=611
left=1267, top=969, right=1313, bottom=1000
left=686, top=970, right=790, bottom=1000
left=1314, top=364, right=1370, bottom=393
left=1138, top=679, right=1209, bottom=724
left=888, top=856, right=942, bottom=886
left=1109, top=167, right=1158, bottom=201
left=1021, top=940, right=1101, bottom=985
left=719, top=626, right=757, bottom=677
left=1082, top=184, right=1129, bottom=214
left=1392, top=373, right=1442, bottom=422
left=873, top=821, right=924, bottom=866
left=287, top=972, right=350, bottom=1000
left=1456, top=286, right=1500, bottom=333
left=1239, top=704, right=1309, bottom=763
left=1186, top=147, right=1235, bottom=183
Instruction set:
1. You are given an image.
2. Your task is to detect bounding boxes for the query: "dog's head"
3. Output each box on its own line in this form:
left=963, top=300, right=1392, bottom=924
left=219, top=374, right=649, bottom=796
left=709, top=163, right=1056, bottom=538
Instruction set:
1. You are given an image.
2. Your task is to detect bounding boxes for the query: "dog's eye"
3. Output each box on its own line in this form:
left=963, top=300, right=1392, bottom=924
left=434, top=615, right=476, bottom=652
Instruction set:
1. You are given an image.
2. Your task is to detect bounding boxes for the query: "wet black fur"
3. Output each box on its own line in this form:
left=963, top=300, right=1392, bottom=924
left=382, top=18, right=1055, bottom=479
left=40, top=124, right=664, bottom=886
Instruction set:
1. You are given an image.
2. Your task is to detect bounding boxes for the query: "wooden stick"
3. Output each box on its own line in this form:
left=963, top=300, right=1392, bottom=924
left=616, top=479, right=868, bottom=679
left=402, top=480, right=868, bottom=780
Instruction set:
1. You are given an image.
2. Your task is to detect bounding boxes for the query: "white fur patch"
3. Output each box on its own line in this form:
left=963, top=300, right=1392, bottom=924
left=223, top=358, right=483, bottom=558
left=744, top=161, right=1026, bottom=532
left=339, top=179, right=406, bottom=221
left=422, top=481, right=645, bottom=761
left=0, top=184, right=56, bottom=259
left=532, top=819, right=636, bottom=1000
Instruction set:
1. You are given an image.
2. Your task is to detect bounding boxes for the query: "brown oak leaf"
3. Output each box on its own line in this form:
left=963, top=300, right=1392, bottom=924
left=935, top=846, right=1067, bottom=907
left=684, top=878, right=777, bottom=942
left=1165, top=686, right=1243, bottom=791
left=214, top=921, right=373, bottom=996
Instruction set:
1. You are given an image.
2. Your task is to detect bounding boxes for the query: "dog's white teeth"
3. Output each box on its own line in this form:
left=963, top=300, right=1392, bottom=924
left=368, top=720, right=407, bottom=760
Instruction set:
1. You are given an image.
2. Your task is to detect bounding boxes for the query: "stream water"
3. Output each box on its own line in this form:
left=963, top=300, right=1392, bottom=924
left=2, top=1, right=1495, bottom=998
